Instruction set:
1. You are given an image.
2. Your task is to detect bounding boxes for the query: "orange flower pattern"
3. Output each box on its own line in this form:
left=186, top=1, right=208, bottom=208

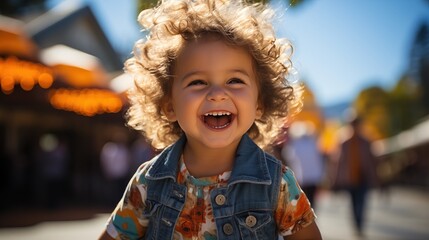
left=106, top=159, right=316, bottom=239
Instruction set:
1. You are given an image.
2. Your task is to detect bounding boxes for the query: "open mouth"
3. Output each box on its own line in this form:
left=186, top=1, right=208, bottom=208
left=202, top=111, right=233, bottom=129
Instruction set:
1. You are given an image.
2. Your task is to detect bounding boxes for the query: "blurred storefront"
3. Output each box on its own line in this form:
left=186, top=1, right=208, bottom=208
left=0, top=3, right=138, bottom=211
left=372, top=116, right=429, bottom=189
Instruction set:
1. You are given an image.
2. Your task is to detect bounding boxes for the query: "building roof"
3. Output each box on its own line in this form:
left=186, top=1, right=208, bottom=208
left=25, top=1, right=123, bottom=72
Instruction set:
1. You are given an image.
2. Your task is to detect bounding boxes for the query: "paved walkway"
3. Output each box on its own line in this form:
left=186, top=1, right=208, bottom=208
left=0, top=186, right=428, bottom=239
left=316, top=186, right=429, bottom=240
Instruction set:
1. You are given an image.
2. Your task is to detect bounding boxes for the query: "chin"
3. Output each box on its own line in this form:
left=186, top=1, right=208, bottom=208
left=200, top=136, right=240, bottom=149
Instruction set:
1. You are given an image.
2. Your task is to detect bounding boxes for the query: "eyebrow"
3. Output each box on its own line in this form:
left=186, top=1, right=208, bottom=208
left=180, top=69, right=251, bottom=81
left=230, top=69, right=251, bottom=78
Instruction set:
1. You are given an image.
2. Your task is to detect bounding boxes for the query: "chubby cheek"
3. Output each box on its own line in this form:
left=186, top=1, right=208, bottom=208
left=174, top=93, right=200, bottom=111
left=237, top=92, right=259, bottom=111
left=172, top=95, right=200, bottom=123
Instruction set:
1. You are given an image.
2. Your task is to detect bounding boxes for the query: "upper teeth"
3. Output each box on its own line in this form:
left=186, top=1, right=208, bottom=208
left=204, top=112, right=231, bottom=116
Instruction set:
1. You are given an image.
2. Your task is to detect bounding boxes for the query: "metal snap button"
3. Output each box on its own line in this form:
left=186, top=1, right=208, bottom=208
left=215, top=194, right=226, bottom=206
left=223, top=223, right=233, bottom=235
left=161, top=218, right=173, bottom=227
left=173, top=190, right=184, bottom=199
left=245, top=215, right=257, bottom=228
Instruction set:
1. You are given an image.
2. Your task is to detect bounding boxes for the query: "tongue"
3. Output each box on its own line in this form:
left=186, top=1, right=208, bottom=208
left=205, top=115, right=230, bottom=128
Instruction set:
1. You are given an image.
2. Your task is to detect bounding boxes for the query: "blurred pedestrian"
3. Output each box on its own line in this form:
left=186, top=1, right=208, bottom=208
left=100, top=132, right=130, bottom=207
left=35, top=134, right=70, bottom=208
left=334, top=115, right=379, bottom=236
left=130, top=136, right=156, bottom=172
left=282, top=121, right=324, bottom=209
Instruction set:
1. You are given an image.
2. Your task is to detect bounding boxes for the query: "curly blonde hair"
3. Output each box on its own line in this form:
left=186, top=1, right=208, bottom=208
left=125, top=0, right=302, bottom=150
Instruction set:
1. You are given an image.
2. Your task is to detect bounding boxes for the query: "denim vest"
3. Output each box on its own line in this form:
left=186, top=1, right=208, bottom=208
left=141, top=134, right=282, bottom=239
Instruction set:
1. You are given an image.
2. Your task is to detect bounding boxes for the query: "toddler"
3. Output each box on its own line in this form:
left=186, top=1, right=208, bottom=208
left=99, top=0, right=321, bottom=239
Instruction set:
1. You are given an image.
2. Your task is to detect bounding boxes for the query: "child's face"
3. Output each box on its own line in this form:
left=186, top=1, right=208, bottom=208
left=164, top=39, right=262, bottom=150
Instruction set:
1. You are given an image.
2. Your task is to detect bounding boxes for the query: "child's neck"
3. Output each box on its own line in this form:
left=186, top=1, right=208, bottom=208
left=182, top=141, right=238, bottom=178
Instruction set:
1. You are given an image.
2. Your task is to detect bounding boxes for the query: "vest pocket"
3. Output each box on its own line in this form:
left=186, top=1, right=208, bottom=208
left=143, top=199, right=162, bottom=217
left=235, top=211, right=274, bottom=239
left=142, top=199, right=163, bottom=239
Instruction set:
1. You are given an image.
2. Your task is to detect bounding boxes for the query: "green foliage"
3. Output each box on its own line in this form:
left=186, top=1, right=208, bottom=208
left=388, top=75, right=425, bottom=135
left=137, top=0, right=158, bottom=14
left=246, top=0, right=270, bottom=4
left=354, top=86, right=391, bottom=139
left=289, top=0, right=305, bottom=7
left=353, top=75, right=426, bottom=138
left=247, top=0, right=305, bottom=6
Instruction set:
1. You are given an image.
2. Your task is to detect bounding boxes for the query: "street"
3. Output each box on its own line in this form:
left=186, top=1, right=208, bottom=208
left=316, top=186, right=429, bottom=240
left=0, top=186, right=428, bottom=240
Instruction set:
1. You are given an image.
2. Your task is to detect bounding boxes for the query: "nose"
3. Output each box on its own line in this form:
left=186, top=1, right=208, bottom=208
left=207, top=86, right=228, bottom=101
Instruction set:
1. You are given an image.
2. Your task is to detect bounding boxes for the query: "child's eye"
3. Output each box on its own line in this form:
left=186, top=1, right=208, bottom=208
left=227, top=78, right=244, bottom=84
left=188, top=80, right=206, bottom=86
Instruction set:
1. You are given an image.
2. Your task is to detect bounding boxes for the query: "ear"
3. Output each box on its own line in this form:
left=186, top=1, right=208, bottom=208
left=255, top=104, right=263, bottom=120
left=162, top=100, right=177, bottom=122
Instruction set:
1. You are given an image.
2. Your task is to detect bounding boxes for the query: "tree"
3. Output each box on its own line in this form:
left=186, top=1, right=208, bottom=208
left=388, top=75, right=425, bottom=135
left=354, top=86, right=390, bottom=140
left=409, top=22, right=429, bottom=115
left=293, top=82, right=324, bottom=134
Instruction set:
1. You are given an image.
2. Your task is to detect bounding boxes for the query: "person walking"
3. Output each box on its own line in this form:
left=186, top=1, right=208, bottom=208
left=334, top=115, right=379, bottom=236
left=282, top=121, right=324, bottom=209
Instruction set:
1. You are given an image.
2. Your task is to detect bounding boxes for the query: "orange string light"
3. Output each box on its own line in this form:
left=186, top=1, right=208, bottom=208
left=0, top=56, right=54, bottom=94
left=1, top=57, right=123, bottom=116
left=49, top=88, right=123, bottom=116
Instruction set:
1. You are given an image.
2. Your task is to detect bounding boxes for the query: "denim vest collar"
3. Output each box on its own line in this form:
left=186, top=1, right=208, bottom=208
left=145, top=134, right=272, bottom=186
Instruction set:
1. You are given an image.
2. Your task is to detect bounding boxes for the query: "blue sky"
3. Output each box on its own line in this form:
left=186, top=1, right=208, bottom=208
left=49, top=0, right=429, bottom=107
left=272, top=0, right=429, bottom=106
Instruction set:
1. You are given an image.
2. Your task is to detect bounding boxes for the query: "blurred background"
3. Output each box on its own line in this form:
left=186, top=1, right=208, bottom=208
left=0, top=0, right=428, bottom=239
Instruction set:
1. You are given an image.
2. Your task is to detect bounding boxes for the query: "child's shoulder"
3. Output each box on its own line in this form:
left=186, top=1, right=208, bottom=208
left=279, top=164, right=301, bottom=190
left=263, top=150, right=284, bottom=167
left=262, top=150, right=293, bottom=178
left=134, top=156, right=158, bottom=184
left=261, top=150, right=297, bottom=182
left=137, top=158, right=156, bottom=173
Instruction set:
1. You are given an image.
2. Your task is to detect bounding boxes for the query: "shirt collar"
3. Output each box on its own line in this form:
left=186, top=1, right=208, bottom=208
left=228, top=134, right=272, bottom=186
left=145, top=135, right=186, bottom=181
left=178, top=155, right=231, bottom=186
left=146, top=134, right=272, bottom=186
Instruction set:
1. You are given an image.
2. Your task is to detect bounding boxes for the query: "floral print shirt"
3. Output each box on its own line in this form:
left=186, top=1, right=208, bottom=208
left=105, top=158, right=316, bottom=239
